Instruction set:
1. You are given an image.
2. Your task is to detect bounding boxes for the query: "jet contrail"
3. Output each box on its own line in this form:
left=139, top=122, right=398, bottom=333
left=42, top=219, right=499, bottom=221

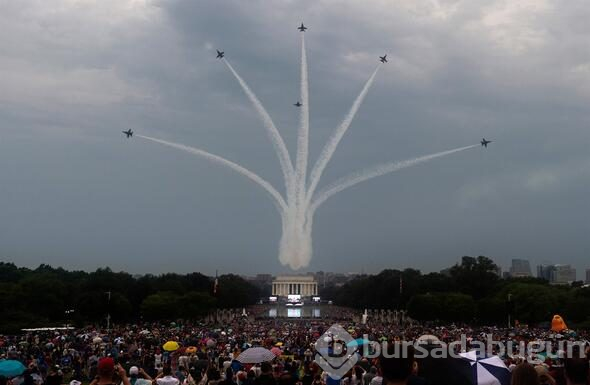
left=133, top=32, right=482, bottom=270
left=294, top=33, right=310, bottom=207
left=222, top=59, right=295, bottom=202
left=310, top=144, right=479, bottom=213
left=306, top=64, right=381, bottom=206
left=137, top=135, right=288, bottom=213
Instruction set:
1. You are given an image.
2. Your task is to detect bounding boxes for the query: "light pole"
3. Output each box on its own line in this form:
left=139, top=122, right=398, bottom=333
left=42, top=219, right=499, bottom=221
left=105, top=291, right=111, bottom=331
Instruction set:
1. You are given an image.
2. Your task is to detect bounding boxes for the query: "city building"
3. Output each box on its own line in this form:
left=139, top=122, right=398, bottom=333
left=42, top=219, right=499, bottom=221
left=537, top=264, right=555, bottom=282
left=272, top=275, right=318, bottom=297
left=586, top=269, right=590, bottom=284
left=509, top=259, right=532, bottom=277
left=550, top=265, right=576, bottom=285
left=493, top=266, right=502, bottom=277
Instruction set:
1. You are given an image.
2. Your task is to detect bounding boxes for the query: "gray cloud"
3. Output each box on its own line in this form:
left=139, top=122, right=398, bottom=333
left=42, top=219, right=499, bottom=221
left=0, top=0, right=589, bottom=277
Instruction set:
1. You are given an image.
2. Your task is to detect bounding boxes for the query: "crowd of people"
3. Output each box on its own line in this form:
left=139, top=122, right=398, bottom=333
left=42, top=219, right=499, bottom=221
left=0, top=306, right=588, bottom=385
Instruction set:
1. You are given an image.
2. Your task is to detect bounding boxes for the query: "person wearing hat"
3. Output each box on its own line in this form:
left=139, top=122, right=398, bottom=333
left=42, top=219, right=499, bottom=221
left=129, top=366, right=153, bottom=385
left=90, top=357, right=131, bottom=385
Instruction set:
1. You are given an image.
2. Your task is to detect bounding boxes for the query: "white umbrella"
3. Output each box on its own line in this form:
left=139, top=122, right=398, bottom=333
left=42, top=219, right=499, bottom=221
left=236, top=347, right=276, bottom=364
left=460, top=351, right=511, bottom=385
left=417, top=334, right=441, bottom=344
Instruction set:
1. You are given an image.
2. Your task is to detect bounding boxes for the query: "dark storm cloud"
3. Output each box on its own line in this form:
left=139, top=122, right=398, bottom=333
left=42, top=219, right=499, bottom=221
left=0, top=0, right=589, bottom=277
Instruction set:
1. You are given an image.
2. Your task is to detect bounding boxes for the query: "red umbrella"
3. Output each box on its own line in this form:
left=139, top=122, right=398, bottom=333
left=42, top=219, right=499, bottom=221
left=270, top=347, right=282, bottom=356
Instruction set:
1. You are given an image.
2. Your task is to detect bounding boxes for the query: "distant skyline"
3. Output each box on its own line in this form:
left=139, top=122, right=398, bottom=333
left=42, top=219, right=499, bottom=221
left=2, top=258, right=588, bottom=281
left=1, top=1, right=589, bottom=276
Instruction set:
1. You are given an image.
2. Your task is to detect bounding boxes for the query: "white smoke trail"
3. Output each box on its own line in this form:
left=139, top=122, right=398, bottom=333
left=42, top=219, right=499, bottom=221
left=222, top=59, right=295, bottom=202
left=294, top=33, right=310, bottom=207
left=137, top=135, right=288, bottom=213
left=306, top=65, right=381, bottom=205
left=309, top=144, right=479, bottom=213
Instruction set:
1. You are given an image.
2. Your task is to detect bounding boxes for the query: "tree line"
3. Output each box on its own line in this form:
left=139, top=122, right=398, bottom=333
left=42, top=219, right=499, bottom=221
left=324, top=256, right=590, bottom=328
left=0, top=262, right=259, bottom=333
left=2, top=257, right=589, bottom=333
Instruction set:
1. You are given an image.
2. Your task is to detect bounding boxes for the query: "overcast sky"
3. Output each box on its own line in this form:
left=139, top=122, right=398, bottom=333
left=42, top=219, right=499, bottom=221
left=1, top=0, right=589, bottom=277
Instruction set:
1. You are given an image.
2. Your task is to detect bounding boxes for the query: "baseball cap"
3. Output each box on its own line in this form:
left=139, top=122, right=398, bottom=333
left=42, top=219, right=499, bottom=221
left=98, top=357, right=115, bottom=373
left=129, top=366, right=139, bottom=376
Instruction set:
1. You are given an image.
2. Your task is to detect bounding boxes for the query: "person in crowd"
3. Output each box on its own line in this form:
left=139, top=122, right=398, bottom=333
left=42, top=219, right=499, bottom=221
left=378, top=344, right=417, bottom=385
left=129, top=366, right=153, bottom=385
left=219, top=368, right=236, bottom=385
left=90, top=358, right=131, bottom=385
left=156, top=366, right=180, bottom=385
left=363, top=367, right=378, bottom=385
left=512, top=363, right=540, bottom=385
left=45, top=366, right=63, bottom=385
left=563, top=357, right=589, bottom=385
left=255, top=363, right=276, bottom=385
left=535, top=366, right=556, bottom=385
left=175, top=366, right=188, bottom=384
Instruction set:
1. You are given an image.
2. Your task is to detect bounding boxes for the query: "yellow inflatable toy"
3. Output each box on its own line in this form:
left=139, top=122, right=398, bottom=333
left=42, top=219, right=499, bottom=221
left=551, top=314, right=567, bottom=332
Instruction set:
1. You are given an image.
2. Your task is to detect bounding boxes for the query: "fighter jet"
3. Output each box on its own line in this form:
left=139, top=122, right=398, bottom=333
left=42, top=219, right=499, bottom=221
left=294, top=101, right=302, bottom=107
left=216, top=50, right=224, bottom=59
left=298, top=23, right=307, bottom=32
left=379, top=55, right=388, bottom=63
left=481, top=138, right=492, bottom=147
left=122, top=129, right=133, bottom=138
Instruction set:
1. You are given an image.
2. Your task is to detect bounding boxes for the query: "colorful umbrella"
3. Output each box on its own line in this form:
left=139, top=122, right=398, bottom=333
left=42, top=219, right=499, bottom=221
left=0, top=360, right=26, bottom=377
left=186, top=346, right=197, bottom=354
left=163, top=341, right=180, bottom=352
left=236, top=347, right=276, bottom=364
left=347, top=338, right=370, bottom=347
left=459, top=351, right=511, bottom=385
left=270, top=347, right=282, bottom=356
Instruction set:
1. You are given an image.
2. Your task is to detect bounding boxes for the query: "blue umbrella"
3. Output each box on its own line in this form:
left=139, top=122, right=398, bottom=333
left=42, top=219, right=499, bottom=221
left=0, top=360, right=26, bottom=377
left=346, top=338, right=369, bottom=347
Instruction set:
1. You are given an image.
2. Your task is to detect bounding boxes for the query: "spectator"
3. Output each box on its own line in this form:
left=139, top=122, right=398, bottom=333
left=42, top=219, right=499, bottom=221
left=563, top=358, right=589, bottom=385
left=129, top=366, right=153, bottom=385
left=91, top=358, right=131, bottom=385
left=156, top=366, right=180, bottom=385
left=364, top=367, right=378, bottom=385
left=45, top=366, right=63, bottom=385
left=512, top=363, right=540, bottom=385
left=255, top=363, right=276, bottom=385
left=378, top=343, right=417, bottom=385
left=535, top=366, right=556, bottom=385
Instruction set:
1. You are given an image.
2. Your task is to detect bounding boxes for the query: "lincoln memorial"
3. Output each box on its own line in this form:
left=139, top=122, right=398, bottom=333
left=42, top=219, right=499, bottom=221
left=272, top=275, right=318, bottom=297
